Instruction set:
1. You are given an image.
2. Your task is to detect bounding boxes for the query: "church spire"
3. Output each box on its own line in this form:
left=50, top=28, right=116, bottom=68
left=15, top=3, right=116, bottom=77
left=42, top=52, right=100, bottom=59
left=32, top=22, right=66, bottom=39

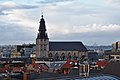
left=41, top=12, right=43, bottom=18
left=37, top=13, right=48, bottom=39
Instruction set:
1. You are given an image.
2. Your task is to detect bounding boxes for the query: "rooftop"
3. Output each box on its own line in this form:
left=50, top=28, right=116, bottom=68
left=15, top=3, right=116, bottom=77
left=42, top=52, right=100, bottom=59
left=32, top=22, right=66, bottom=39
left=49, top=42, right=87, bottom=51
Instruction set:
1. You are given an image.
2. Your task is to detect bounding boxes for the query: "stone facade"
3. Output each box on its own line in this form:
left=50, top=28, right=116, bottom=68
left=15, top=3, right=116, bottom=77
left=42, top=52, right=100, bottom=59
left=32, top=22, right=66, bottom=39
left=48, top=51, right=87, bottom=60
left=36, top=39, right=49, bottom=57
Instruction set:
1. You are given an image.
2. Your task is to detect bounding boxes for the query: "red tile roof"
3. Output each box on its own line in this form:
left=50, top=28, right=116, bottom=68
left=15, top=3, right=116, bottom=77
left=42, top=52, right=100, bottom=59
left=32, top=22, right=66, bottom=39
left=0, top=68, right=7, bottom=73
left=96, top=61, right=109, bottom=67
left=62, top=60, right=78, bottom=68
left=12, top=67, right=23, bottom=73
left=26, top=63, right=48, bottom=73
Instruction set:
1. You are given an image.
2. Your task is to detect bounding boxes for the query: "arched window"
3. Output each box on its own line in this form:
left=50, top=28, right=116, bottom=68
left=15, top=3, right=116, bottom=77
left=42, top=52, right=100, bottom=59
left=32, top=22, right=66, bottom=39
left=73, top=53, right=77, bottom=60
left=55, top=53, right=59, bottom=60
left=48, top=53, right=52, bottom=57
left=68, top=53, right=72, bottom=60
left=116, top=56, right=120, bottom=59
left=44, top=45, right=46, bottom=50
left=61, top=53, right=65, bottom=60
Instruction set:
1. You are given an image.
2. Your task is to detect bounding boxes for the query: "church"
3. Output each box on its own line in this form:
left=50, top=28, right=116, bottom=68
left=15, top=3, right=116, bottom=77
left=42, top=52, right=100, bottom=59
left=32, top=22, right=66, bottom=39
left=36, top=14, right=88, bottom=60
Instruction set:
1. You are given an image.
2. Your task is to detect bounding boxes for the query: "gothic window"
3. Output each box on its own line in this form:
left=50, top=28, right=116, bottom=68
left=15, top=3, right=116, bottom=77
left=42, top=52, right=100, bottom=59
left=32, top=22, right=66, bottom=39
left=73, top=53, right=76, bottom=56
left=73, top=53, right=77, bottom=60
left=61, top=53, right=65, bottom=60
left=55, top=53, right=59, bottom=60
left=44, top=39, right=46, bottom=42
left=48, top=53, right=53, bottom=57
left=68, top=53, right=72, bottom=60
left=116, top=56, right=120, bottom=59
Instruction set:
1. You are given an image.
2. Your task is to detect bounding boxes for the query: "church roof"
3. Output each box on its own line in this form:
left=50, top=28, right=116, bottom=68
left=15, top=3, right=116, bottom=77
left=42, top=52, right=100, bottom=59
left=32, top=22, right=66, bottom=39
left=49, top=42, right=87, bottom=51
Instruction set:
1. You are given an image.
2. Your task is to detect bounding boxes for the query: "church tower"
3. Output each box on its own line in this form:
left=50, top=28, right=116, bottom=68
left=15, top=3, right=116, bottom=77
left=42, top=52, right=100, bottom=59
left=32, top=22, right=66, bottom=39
left=36, top=14, right=49, bottom=58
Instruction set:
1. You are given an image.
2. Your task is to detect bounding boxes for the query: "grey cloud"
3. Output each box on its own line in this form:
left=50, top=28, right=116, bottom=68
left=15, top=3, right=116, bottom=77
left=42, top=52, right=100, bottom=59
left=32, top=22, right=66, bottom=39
left=13, top=4, right=38, bottom=9
left=0, top=3, right=38, bottom=15
left=50, top=30, right=120, bottom=45
left=37, top=0, right=74, bottom=4
left=1, top=4, right=38, bottom=10
left=0, top=8, right=8, bottom=15
left=0, top=23, right=36, bottom=45
left=106, top=0, right=120, bottom=4
left=0, top=11, right=8, bottom=15
left=46, top=2, right=120, bottom=25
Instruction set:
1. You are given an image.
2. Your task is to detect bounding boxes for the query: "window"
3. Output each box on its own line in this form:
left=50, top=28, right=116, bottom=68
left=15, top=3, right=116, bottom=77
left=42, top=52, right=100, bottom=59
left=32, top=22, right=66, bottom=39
left=61, top=53, right=65, bottom=60
left=48, top=53, right=52, bottom=57
left=73, top=53, right=77, bottom=60
left=110, top=56, right=114, bottom=59
left=41, top=45, right=42, bottom=50
left=55, top=53, right=59, bottom=60
left=74, top=53, right=76, bottom=55
left=116, top=60, right=119, bottom=62
left=44, top=45, right=46, bottom=50
left=116, top=56, right=120, bottom=59
left=54, top=64, right=57, bottom=66
left=58, top=64, right=61, bottom=66
left=68, top=53, right=72, bottom=59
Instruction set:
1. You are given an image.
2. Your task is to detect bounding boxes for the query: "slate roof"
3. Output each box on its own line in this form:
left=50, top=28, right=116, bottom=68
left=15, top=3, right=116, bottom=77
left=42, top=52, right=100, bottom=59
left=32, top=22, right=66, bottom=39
left=49, top=42, right=87, bottom=51
left=90, top=62, right=120, bottom=78
left=88, top=52, right=99, bottom=61
left=101, top=62, right=120, bottom=78
left=62, top=60, right=78, bottom=68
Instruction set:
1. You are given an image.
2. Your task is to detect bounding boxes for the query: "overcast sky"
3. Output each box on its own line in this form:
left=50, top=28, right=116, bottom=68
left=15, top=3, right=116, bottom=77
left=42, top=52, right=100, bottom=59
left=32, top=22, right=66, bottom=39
left=0, top=0, right=120, bottom=45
